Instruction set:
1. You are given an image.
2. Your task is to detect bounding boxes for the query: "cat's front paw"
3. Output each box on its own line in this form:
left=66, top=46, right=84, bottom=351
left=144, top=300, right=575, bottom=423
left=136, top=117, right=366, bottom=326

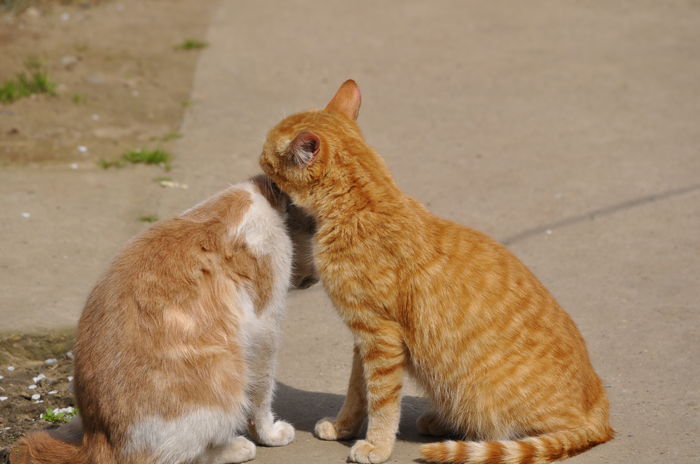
left=314, top=417, right=358, bottom=441
left=416, top=410, right=451, bottom=436
left=314, top=417, right=340, bottom=440
left=348, top=439, right=391, bottom=464
left=256, top=420, right=295, bottom=447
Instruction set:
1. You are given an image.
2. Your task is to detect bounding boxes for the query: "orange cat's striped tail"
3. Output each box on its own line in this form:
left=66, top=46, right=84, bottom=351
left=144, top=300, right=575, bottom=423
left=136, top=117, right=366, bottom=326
left=420, top=424, right=614, bottom=464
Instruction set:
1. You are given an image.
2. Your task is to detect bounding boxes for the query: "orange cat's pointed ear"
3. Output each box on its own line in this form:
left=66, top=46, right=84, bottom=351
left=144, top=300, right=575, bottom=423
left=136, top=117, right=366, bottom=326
left=289, top=131, right=321, bottom=166
left=325, top=79, right=361, bottom=120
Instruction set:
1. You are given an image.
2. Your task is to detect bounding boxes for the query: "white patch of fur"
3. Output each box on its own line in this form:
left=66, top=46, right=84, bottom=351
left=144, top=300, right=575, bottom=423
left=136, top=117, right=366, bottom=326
left=445, top=440, right=459, bottom=460
left=467, top=440, right=489, bottom=462
left=237, top=184, right=290, bottom=254
left=502, top=440, right=523, bottom=462
left=237, top=182, right=293, bottom=318
left=124, top=407, right=247, bottom=464
left=236, top=287, right=267, bottom=357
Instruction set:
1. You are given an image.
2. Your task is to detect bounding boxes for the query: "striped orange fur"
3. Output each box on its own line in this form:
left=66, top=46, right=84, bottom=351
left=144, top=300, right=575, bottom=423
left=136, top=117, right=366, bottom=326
left=259, top=80, right=614, bottom=464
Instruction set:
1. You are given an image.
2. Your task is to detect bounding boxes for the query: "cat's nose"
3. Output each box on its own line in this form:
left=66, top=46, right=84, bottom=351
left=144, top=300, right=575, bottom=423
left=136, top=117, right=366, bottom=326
left=296, top=275, right=319, bottom=289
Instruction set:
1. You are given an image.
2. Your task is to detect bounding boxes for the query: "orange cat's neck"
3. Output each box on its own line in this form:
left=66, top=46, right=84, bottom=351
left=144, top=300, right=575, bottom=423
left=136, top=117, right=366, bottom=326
left=311, top=146, right=406, bottom=224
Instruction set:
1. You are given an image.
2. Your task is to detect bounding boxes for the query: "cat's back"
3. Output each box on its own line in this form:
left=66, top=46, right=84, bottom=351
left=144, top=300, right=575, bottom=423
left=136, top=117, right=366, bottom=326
left=407, top=213, right=605, bottom=414
left=415, top=213, right=586, bottom=344
left=74, top=180, right=293, bottom=421
left=81, top=180, right=292, bottom=325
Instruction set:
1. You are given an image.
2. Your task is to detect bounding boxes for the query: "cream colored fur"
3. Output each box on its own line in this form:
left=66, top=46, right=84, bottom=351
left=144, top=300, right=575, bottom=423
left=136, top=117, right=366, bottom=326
left=11, top=177, right=317, bottom=464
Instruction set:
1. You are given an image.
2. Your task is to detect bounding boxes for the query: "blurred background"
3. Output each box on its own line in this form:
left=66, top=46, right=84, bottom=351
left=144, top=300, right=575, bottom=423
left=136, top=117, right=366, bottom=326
left=1, top=1, right=698, bottom=463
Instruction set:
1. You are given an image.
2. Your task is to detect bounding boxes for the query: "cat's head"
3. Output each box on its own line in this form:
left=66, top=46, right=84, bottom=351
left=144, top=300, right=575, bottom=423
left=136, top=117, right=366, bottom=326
left=259, top=80, right=367, bottom=212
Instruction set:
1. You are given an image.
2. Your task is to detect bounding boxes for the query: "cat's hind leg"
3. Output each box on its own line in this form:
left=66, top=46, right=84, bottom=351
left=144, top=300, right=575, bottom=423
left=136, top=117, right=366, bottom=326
left=416, top=410, right=452, bottom=437
left=198, top=436, right=256, bottom=464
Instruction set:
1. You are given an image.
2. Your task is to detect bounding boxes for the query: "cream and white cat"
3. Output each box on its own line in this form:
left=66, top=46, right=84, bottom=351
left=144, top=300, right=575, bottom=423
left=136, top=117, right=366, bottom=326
left=12, top=175, right=317, bottom=464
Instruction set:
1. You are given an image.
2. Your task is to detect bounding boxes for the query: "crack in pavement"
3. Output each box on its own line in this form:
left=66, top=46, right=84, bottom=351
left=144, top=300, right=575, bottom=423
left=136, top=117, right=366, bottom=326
left=502, top=183, right=700, bottom=246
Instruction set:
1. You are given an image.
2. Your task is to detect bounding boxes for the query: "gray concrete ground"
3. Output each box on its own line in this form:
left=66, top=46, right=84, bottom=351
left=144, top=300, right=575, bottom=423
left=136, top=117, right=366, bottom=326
left=1, top=1, right=699, bottom=462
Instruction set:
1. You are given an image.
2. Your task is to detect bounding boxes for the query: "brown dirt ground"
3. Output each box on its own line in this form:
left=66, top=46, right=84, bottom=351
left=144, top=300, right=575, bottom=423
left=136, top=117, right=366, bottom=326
left=0, top=0, right=214, bottom=460
left=0, top=0, right=213, bottom=167
left=0, top=332, right=75, bottom=459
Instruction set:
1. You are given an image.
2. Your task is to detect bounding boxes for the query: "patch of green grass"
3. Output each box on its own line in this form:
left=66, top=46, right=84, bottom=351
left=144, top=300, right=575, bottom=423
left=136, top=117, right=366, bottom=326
left=71, top=93, right=87, bottom=104
left=138, top=215, right=159, bottom=223
left=0, top=58, right=57, bottom=104
left=153, top=176, right=172, bottom=183
left=123, top=148, right=172, bottom=168
left=176, top=39, right=208, bottom=50
left=40, top=407, right=78, bottom=424
left=161, top=131, right=182, bottom=142
left=1, top=0, right=31, bottom=12
left=74, top=42, right=89, bottom=53
left=181, top=99, right=192, bottom=108
left=98, top=158, right=126, bottom=169
left=98, top=148, right=173, bottom=170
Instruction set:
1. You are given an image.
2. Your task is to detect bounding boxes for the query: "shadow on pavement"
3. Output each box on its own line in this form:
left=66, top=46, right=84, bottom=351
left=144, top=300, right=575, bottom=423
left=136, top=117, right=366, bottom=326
left=274, top=382, right=435, bottom=444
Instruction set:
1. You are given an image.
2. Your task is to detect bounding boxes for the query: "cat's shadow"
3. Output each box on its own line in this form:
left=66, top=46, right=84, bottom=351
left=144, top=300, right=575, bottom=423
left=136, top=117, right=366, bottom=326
left=273, top=382, right=435, bottom=446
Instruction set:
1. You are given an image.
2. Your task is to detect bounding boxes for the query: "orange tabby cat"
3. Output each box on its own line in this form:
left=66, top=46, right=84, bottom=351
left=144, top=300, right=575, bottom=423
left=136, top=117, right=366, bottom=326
left=259, top=80, right=614, bottom=464
left=11, top=175, right=317, bottom=464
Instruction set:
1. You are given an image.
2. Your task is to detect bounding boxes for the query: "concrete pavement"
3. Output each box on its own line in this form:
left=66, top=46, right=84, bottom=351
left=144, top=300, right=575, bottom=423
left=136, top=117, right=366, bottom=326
left=2, top=1, right=699, bottom=462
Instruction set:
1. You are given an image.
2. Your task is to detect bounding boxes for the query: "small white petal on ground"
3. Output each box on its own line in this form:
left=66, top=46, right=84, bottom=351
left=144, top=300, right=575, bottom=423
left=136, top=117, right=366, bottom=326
left=33, top=373, right=46, bottom=383
left=0, top=397, right=7, bottom=401
left=20, top=213, right=31, bottom=218
left=53, top=407, right=75, bottom=415
left=48, top=390, right=58, bottom=395
left=7, top=366, right=15, bottom=371
left=31, top=394, right=41, bottom=401
left=61, top=55, right=79, bottom=67
left=28, top=385, right=37, bottom=390
left=159, top=180, right=189, bottom=189
left=45, top=358, right=59, bottom=365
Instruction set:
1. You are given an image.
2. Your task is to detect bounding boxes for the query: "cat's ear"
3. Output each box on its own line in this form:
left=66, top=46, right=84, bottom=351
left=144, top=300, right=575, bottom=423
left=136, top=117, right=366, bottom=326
left=325, top=79, right=361, bottom=120
left=289, top=131, right=321, bottom=166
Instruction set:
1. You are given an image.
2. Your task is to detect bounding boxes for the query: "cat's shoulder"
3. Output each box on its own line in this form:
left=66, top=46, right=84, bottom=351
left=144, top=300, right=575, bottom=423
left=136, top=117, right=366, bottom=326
left=179, top=183, right=257, bottom=226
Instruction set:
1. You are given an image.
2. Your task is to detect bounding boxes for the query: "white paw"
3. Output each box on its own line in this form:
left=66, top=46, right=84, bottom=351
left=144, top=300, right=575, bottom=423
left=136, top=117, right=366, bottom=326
left=256, top=420, right=295, bottom=447
left=217, top=436, right=256, bottom=464
left=314, top=417, right=340, bottom=440
left=349, top=439, right=391, bottom=464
